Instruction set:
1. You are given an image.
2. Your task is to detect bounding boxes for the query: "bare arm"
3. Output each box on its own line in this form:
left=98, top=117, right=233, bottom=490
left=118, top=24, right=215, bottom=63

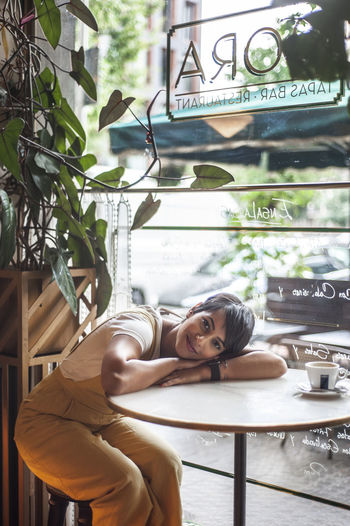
left=159, top=349, right=287, bottom=387
left=211, top=348, right=288, bottom=381
left=101, top=334, right=205, bottom=395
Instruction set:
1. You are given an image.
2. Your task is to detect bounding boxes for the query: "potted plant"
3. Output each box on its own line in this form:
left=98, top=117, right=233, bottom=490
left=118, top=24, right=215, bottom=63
left=0, top=2, right=152, bottom=522
left=0, top=0, right=116, bottom=319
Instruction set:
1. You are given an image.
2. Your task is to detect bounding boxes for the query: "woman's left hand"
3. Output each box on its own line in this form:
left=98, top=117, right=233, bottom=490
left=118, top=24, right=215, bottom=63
left=157, top=365, right=209, bottom=387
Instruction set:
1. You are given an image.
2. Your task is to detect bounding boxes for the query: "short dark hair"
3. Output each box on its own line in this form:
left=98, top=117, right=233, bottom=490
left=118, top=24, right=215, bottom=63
left=192, top=292, right=255, bottom=358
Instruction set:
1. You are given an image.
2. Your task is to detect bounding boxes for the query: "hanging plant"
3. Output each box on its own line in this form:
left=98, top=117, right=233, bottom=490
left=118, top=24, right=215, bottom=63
left=0, top=0, right=236, bottom=316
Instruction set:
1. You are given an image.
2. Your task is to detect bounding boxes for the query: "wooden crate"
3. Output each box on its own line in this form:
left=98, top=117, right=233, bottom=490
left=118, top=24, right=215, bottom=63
left=0, top=268, right=97, bottom=526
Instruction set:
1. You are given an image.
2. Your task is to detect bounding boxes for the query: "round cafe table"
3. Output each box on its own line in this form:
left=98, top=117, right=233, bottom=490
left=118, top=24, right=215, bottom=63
left=107, top=368, right=350, bottom=526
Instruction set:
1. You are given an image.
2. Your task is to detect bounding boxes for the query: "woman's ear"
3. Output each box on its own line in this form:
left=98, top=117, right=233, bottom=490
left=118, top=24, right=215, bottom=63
left=186, top=308, right=193, bottom=318
left=186, top=302, right=203, bottom=318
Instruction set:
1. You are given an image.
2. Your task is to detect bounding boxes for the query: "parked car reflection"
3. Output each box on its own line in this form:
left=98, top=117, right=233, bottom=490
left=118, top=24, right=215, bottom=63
left=157, top=246, right=349, bottom=308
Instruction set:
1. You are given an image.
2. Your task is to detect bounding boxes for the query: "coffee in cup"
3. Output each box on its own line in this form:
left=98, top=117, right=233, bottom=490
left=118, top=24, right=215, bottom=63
left=305, top=361, right=347, bottom=390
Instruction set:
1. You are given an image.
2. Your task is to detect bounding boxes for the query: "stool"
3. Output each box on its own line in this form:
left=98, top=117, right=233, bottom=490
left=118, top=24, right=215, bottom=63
left=46, top=485, right=92, bottom=526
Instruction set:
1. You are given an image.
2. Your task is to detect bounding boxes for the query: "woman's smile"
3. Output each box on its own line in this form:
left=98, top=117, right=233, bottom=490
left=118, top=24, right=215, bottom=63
left=186, top=335, right=198, bottom=354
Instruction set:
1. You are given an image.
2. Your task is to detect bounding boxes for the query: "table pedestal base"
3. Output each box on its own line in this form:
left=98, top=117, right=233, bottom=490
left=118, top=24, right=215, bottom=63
left=234, top=433, right=247, bottom=526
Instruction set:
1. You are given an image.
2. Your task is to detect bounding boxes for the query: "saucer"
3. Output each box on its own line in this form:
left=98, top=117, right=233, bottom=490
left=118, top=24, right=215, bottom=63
left=295, top=383, right=349, bottom=399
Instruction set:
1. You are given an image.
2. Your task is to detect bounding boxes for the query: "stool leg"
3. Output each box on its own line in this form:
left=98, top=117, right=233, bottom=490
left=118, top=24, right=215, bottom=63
left=77, top=501, right=92, bottom=525
left=47, top=493, right=69, bottom=526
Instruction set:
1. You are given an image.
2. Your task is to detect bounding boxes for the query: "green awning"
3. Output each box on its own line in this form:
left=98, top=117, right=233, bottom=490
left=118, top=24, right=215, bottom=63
left=109, top=105, right=350, bottom=169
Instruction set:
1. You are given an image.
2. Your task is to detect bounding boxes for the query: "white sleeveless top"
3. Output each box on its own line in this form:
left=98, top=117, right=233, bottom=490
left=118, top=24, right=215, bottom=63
left=59, top=306, right=163, bottom=381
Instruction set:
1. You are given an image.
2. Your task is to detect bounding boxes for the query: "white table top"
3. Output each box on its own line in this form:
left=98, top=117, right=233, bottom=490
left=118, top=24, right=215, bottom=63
left=108, top=369, right=350, bottom=433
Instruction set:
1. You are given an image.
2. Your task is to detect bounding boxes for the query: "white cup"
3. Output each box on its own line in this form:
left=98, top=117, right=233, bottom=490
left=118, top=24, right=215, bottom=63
left=305, top=361, right=347, bottom=390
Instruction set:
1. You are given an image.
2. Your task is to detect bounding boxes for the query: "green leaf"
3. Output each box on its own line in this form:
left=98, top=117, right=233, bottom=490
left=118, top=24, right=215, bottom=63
left=34, top=0, right=61, bottom=49
left=53, top=97, right=86, bottom=142
left=33, top=67, right=62, bottom=110
left=82, top=201, right=96, bottom=228
left=87, top=166, right=125, bottom=188
left=45, top=246, right=77, bottom=315
left=0, top=118, right=24, bottom=180
left=53, top=204, right=95, bottom=262
left=78, top=153, right=97, bottom=171
left=54, top=125, right=66, bottom=153
left=68, top=236, right=95, bottom=268
left=26, top=151, right=52, bottom=200
left=0, top=189, right=16, bottom=268
left=99, top=90, right=135, bottom=130
left=95, top=259, right=112, bottom=317
left=67, top=236, right=94, bottom=267
left=191, top=164, right=234, bottom=189
left=25, top=171, right=42, bottom=222
left=94, top=235, right=108, bottom=261
left=34, top=150, right=61, bottom=175
left=131, top=193, right=161, bottom=230
left=93, top=219, right=107, bottom=240
left=70, top=48, right=97, bottom=101
left=38, top=128, right=53, bottom=149
left=54, top=208, right=69, bottom=234
left=66, top=0, right=98, bottom=31
left=55, top=186, right=72, bottom=216
left=59, top=166, right=79, bottom=214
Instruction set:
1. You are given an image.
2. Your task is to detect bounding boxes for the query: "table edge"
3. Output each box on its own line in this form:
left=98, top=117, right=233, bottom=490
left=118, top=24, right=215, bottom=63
left=107, top=398, right=350, bottom=433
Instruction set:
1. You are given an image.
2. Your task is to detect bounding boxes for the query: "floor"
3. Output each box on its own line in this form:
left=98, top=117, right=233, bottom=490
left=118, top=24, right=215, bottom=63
left=144, top=423, right=350, bottom=526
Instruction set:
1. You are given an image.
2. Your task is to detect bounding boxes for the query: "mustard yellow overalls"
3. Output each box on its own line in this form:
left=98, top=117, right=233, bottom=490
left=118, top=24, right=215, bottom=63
left=15, top=309, right=183, bottom=526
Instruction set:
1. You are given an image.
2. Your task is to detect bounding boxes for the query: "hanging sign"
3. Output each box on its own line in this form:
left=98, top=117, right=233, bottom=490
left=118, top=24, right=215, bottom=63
left=166, top=4, right=344, bottom=121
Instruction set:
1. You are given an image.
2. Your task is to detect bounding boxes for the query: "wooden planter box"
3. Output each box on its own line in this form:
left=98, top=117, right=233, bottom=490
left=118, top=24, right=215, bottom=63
left=0, top=268, right=97, bottom=526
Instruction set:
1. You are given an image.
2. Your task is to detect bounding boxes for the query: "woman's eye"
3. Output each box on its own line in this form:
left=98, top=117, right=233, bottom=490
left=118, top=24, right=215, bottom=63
left=213, top=340, right=221, bottom=351
left=202, top=318, right=210, bottom=330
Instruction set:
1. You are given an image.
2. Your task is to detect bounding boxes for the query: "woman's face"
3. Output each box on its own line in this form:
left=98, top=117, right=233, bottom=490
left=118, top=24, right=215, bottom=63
left=175, top=308, right=227, bottom=360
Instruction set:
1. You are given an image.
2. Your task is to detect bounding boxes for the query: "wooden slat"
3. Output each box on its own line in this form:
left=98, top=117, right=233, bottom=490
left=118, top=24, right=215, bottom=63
left=28, top=277, right=90, bottom=359
left=18, top=273, right=29, bottom=399
left=0, top=355, right=19, bottom=366
left=27, top=279, right=59, bottom=320
left=80, top=293, right=92, bottom=310
left=41, top=362, right=50, bottom=378
left=1, top=363, right=9, bottom=526
left=0, top=318, right=17, bottom=355
left=0, top=278, right=16, bottom=311
left=29, top=354, right=63, bottom=366
left=28, top=269, right=94, bottom=319
left=60, top=305, right=97, bottom=360
left=17, top=457, right=25, bottom=526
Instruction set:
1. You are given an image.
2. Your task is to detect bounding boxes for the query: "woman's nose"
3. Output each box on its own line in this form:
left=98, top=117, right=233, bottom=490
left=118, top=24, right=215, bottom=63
left=195, top=334, right=208, bottom=345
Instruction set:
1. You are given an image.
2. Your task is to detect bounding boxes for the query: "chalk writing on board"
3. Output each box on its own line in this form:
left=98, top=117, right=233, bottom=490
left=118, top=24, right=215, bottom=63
left=292, top=343, right=330, bottom=361
left=302, top=435, right=339, bottom=454
left=267, top=431, right=285, bottom=440
left=247, top=432, right=257, bottom=438
left=291, top=282, right=350, bottom=300
left=310, top=428, right=332, bottom=437
left=304, top=462, right=327, bottom=477
left=336, top=428, right=350, bottom=440
left=266, top=431, right=295, bottom=446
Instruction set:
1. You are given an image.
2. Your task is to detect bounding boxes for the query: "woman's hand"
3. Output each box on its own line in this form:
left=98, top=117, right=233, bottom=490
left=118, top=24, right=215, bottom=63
left=158, top=364, right=210, bottom=387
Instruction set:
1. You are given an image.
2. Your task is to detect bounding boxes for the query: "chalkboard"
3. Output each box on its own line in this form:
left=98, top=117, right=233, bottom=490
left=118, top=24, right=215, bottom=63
left=266, top=277, right=350, bottom=327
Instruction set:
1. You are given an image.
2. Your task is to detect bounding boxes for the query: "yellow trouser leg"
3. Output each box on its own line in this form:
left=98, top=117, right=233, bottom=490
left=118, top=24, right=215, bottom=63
left=15, top=411, right=155, bottom=526
left=100, top=416, right=183, bottom=526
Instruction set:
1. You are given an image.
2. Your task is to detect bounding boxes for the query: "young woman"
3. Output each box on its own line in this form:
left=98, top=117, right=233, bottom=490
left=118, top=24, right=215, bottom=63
left=15, top=293, right=286, bottom=526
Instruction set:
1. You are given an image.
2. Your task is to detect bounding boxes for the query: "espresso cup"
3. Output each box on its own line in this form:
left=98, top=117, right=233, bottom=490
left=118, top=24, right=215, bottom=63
left=305, top=361, right=348, bottom=390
